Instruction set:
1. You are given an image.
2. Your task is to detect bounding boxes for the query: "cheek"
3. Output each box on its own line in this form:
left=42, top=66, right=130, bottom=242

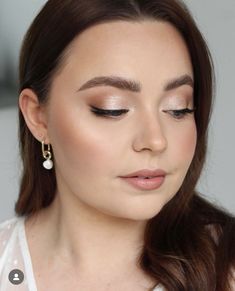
left=174, top=122, right=197, bottom=166
left=181, top=128, right=196, bottom=153
left=48, top=107, right=116, bottom=176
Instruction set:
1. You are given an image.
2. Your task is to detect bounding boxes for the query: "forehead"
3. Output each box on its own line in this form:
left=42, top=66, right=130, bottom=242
left=57, top=20, right=193, bottom=91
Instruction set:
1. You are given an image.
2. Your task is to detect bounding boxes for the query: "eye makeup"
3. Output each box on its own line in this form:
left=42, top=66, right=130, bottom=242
left=86, top=87, right=194, bottom=119
left=163, top=92, right=194, bottom=108
left=89, top=105, right=196, bottom=120
left=90, top=105, right=129, bottom=117
left=88, top=95, right=128, bottom=110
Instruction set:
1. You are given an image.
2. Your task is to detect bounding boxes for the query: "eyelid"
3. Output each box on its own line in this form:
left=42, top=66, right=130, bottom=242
left=90, top=105, right=196, bottom=120
left=163, top=108, right=196, bottom=113
left=90, top=105, right=127, bottom=112
left=165, top=93, right=194, bottom=105
left=163, top=107, right=196, bottom=119
left=90, top=105, right=129, bottom=117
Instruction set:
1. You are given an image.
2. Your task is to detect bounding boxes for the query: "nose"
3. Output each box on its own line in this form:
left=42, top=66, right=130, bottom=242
left=132, top=112, right=167, bottom=153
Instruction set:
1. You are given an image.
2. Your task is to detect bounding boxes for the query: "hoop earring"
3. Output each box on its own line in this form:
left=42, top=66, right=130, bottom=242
left=41, top=141, right=53, bottom=170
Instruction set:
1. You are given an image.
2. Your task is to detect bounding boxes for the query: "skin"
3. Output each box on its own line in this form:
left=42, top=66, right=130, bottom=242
left=19, top=20, right=197, bottom=290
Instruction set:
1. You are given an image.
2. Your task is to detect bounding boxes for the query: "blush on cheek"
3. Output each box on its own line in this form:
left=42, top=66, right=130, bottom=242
left=180, top=126, right=197, bottom=161
left=170, top=121, right=197, bottom=164
left=50, top=110, right=115, bottom=177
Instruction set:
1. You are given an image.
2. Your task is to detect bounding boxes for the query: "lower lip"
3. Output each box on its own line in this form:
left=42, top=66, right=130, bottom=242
left=120, top=176, right=165, bottom=190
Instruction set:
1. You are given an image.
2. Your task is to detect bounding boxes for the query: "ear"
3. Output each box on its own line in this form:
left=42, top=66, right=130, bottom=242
left=19, top=88, right=49, bottom=143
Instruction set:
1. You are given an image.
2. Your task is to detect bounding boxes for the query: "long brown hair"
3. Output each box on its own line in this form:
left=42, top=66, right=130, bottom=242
left=16, top=0, right=235, bottom=290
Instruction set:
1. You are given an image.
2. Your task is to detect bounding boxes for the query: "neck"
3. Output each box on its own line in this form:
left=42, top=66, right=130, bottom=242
left=26, top=190, right=148, bottom=276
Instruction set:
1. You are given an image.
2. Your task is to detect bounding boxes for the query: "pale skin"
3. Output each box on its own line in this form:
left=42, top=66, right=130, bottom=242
left=19, top=20, right=197, bottom=291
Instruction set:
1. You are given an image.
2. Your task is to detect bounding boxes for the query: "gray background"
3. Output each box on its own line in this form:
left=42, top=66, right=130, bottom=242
left=0, top=0, right=234, bottom=222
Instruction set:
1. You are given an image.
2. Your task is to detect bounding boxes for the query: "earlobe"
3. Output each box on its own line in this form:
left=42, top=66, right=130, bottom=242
left=19, top=88, right=48, bottom=142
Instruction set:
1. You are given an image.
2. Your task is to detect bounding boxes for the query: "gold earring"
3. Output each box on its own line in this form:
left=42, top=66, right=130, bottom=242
left=41, top=141, right=53, bottom=170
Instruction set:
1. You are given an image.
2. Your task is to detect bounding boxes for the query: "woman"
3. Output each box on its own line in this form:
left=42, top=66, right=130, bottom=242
left=0, top=0, right=234, bottom=290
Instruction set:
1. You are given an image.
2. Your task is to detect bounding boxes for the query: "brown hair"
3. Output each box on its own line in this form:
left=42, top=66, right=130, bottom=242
left=16, top=0, right=235, bottom=290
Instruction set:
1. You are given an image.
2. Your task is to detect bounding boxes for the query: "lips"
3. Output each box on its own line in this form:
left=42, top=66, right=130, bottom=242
left=120, top=176, right=165, bottom=190
left=119, top=169, right=166, bottom=190
left=120, top=169, right=166, bottom=178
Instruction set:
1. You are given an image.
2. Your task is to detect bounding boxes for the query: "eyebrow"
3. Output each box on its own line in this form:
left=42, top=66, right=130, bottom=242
left=77, top=74, right=194, bottom=93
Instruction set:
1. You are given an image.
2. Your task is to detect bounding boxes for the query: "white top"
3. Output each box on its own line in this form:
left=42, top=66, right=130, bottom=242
left=0, top=216, right=164, bottom=291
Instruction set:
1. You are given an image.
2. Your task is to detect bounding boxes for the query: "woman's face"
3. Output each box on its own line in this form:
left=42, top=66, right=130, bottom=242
left=45, top=20, right=197, bottom=220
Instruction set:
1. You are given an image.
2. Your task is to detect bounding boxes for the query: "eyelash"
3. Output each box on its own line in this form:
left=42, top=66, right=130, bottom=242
left=90, top=105, right=196, bottom=120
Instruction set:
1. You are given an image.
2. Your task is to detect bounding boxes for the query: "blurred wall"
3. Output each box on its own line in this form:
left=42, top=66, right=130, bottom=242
left=0, top=0, right=234, bottom=221
left=0, top=0, right=47, bottom=220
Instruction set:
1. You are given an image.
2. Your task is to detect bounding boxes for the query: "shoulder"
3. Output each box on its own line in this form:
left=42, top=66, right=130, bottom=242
left=0, top=216, right=19, bottom=233
left=0, top=216, right=22, bottom=256
left=0, top=216, right=19, bottom=235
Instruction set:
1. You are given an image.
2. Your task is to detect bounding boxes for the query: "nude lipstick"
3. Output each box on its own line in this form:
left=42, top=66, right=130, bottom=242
left=119, top=169, right=166, bottom=191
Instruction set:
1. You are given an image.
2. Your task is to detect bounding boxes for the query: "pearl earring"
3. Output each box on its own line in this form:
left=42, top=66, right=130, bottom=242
left=41, top=141, right=53, bottom=170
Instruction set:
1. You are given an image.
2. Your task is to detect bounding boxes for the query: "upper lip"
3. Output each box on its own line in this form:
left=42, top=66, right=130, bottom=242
left=120, top=169, right=167, bottom=178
